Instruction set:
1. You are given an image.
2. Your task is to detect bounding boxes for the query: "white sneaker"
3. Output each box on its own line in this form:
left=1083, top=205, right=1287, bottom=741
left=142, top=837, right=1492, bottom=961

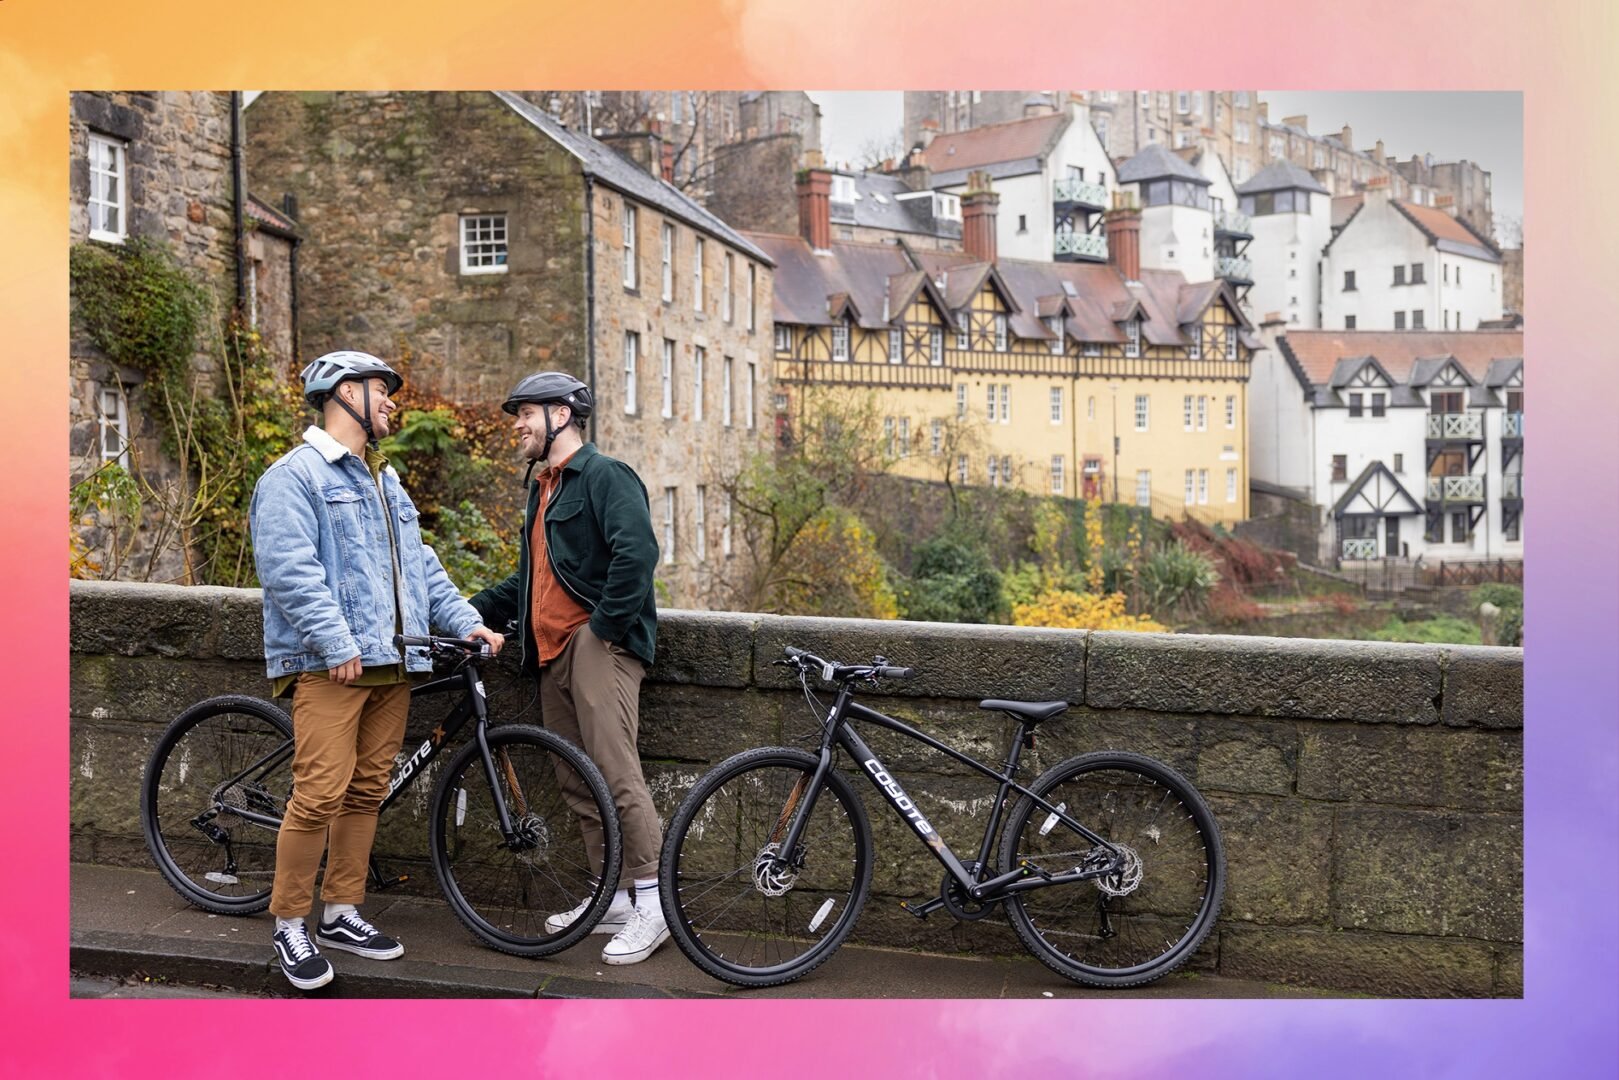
left=601, top=901, right=670, bottom=965
left=545, top=889, right=634, bottom=936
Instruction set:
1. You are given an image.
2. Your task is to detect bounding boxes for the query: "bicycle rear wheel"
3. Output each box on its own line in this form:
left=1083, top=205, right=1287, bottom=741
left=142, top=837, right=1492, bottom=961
left=429, top=724, right=621, bottom=957
left=660, top=747, right=873, bottom=988
left=998, top=751, right=1224, bottom=988
left=140, top=695, right=293, bottom=914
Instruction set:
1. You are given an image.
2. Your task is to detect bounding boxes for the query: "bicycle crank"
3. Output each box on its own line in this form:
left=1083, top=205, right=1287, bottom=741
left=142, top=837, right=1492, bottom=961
left=939, top=862, right=999, bottom=921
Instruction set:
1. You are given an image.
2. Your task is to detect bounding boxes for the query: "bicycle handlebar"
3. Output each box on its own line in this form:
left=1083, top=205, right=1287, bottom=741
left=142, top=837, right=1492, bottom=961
left=782, top=645, right=913, bottom=683
left=395, top=634, right=492, bottom=658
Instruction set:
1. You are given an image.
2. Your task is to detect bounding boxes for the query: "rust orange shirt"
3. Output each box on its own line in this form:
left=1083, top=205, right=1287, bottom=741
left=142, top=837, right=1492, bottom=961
left=530, top=448, right=593, bottom=664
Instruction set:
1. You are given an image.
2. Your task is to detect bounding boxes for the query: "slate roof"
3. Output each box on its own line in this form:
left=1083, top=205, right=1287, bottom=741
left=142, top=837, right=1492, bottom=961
left=495, top=91, right=771, bottom=265
left=1117, top=143, right=1209, bottom=185
left=1277, top=330, right=1523, bottom=408
left=1236, top=160, right=1330, bottom=196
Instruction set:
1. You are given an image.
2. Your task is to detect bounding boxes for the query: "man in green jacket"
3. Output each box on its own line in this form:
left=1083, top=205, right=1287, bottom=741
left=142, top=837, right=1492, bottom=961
left=470, top=372, right=667, bottom=964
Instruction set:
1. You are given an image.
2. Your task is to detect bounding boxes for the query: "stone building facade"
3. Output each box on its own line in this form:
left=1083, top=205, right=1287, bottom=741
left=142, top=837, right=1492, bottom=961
left=69, top=91, right=294, bottom=583
left=245, top=91, right=774, bottom=608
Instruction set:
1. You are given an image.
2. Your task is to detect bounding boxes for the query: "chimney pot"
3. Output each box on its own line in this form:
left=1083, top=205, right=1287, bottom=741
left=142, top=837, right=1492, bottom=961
left=1104, top=203, right=1142, bottom=282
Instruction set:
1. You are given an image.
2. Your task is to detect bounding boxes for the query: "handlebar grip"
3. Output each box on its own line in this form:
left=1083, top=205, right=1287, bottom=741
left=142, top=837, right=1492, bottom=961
left=783, top=646, right=808, bottom=659
left=878, top=666, right=914, bottom=680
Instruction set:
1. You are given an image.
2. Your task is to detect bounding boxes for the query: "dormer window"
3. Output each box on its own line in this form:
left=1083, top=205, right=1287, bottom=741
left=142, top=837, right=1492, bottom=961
left=933, top=193, right=961, bottom=222
left=1046, top=316, right=1064, bottom=355
left=1124, top=318, right=1141, bottom=358
left=830, top=175, right=857, bottom=203
left=831, top=317, right=850, bottom=361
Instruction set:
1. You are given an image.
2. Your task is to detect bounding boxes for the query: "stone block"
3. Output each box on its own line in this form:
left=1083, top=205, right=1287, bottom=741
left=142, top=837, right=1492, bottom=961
left=71, top=580, right=218, bottom=658
left=1298, top=726, right=1521, bottom=811
left=754, top=614, right=1085, bottom=704
left=637, top=685, right=784, bottom=764
left=1494, top=947, right=1523, bottom=996
left=1039, top=710, right=1297, bottom=797
left=71, top=654, right=270, bottom=726
left=650, top=608, right=756, bottom=688
left=1332, top=806, right=1522, bottom=943
left=1087, top=632, right=1442, bottom=723
left=215, top=588, right=267, bottom=661
left=1207, top=794, right=1332, bottom=925
left=1219, top=925, right=1497, bottom=997
left=1441, top=645, right=1524, bottom=729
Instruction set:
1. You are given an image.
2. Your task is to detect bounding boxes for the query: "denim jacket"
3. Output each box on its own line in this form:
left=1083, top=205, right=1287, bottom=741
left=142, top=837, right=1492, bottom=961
left=250, top=425, right=483, bottom=679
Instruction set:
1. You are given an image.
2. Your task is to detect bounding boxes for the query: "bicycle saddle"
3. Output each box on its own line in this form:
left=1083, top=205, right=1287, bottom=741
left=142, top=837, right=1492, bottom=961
left=979, top=700, right=1069, bottom=724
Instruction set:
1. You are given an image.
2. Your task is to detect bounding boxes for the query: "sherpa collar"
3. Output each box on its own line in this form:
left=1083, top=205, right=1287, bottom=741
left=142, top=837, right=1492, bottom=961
left=302, top=425, right=400, bottom=479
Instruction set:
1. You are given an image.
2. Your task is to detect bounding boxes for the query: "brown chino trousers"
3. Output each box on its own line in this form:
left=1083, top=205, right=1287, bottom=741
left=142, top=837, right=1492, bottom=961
left=268, top=675, right=411, bottom=918
left=541, top=624, right=662, bottom=885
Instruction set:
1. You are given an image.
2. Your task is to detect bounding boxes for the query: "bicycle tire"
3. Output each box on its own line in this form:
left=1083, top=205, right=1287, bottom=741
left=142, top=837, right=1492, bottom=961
left=659, top=747, right=873, bottom=988
left=428, top=723, right=622, bottom=957
left=998, top=751, right=1225, bottom=989
left=140, top=695, right=293, bottom=914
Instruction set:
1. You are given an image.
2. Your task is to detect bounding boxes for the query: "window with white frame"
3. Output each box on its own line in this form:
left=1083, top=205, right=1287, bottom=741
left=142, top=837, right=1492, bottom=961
left=830, top=174, right=857, bottom=202
left=1225, top=327, right=1238, bottom=360
left=1047, top=316, right=1064, bottom=355
left=957, top=454, right=969, bottom=484
left=1087, top=395, right=1095, bottom=421
left=999, top=384, right=1011, bottom=423
left=1225, top=395, right=1236, bottom=428
left=1050, top=455, right=1065, bottom=495
left=692, top=236, right=705, bottom=312
left=775, top=324, right=790, bottom=353
left=1125, top=318, right=1141, bottom=358
left=1185, top=469, right=1195, bottom=504
left=661, top=488, right=677, bottom=564
left=1187, top=324, right=1202, bottom=359
left=1226, top=468, right=1237, bottom=503
left=956, top=383, right=967, bottom=419
left=929, top=326, right=944, bottom=366
left=888, top=327, right=903, bottom=363
left=722, top=494, right=734, bottom=557
left=832, top=318, right=850, bottom=361
left=1001, top=455, right=1012, bottom=486
left=660, top=223, right=674, bottom=301
left=695, top=485, right=707, bottom=562
left=1135, top=394, right=1149, bottom=431
left=1198, top=469, right=1209, bottom=504
left=722, top=356, right=734, bottom=426
left=898, top=417, right=910, bottom=457
left=1049, top=386, right=1063, bottom=424
left=985, top=384, right=996, bottom=423
left=661, top=339, right=675, bottom=418
left=987, top=455, right=1000, bottom=487
left=1183, top=395, right=1194, bottom=431
left=994, top=313, right=1008, bottom=352
left=1082, top=340, right=1101, bottom=357
left=1196, top=395, right=1207, bottom=431
left=1135, top=469, right=1151, bottom=507
left=98, top=385, right=130, bottom=468
left=745, top=361, right=756, bottom=429
left=956, top=311, right=970, bottom=350
left=693, top=346, right=705, bottom=421
left=88, top=134, right=127, bottom=243
left=934, top=193, right=961, bottom=222
left=930, top=419, right=943, bottom=455
left=722, top=253, right=734, bottom=322
left=459, top=214, right=509, bottom=274
left=623, top=332, right=639, bottom=413
left=747, top=263, right=757, bottom=331
left=1177, top=90, right=1191, bottom=113
left=622, top=202, right=638, bottom=288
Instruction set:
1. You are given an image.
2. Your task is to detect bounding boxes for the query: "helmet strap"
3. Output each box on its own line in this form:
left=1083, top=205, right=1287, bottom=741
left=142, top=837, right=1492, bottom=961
left=333, top=380, right=379, bottom=447
left=537, top=403, right=560, bottom=463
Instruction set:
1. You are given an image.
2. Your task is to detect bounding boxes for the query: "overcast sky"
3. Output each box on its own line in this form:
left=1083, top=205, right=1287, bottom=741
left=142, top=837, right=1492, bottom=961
left=808, top=91, right=1522, bottom=239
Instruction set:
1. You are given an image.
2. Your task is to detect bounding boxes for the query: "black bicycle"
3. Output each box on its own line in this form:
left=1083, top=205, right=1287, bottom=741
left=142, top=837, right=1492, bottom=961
left=659, top=646, right=1225, bottom=989
left=140, top=634, right=622, bottom=957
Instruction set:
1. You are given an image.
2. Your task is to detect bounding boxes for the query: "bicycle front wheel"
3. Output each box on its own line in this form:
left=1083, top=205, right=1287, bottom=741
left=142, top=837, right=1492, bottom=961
left=999, top=751, right=1224, bottom=988
left=140, top=695, right=293, bottom=914
left=660, top=747, right=873, bottom=988
left=429, top=724, right=621, bottom=957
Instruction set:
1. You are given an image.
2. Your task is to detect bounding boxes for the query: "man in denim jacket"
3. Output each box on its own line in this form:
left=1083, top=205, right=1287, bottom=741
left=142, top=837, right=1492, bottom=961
left=251, top=350, right=502, bottom=990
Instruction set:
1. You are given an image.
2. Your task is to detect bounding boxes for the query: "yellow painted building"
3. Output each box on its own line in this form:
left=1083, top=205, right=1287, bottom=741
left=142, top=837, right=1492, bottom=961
left=748, top=230, right=1256, bottom=524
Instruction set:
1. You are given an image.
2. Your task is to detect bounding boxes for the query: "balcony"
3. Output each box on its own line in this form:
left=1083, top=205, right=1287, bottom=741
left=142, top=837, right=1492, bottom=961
left=1055, top=229, right=1108, bottom=261
left=1500, top=473, right=1523, bottom=500
left=1426, top=475, right=1485, bottom=503
left=1341, top=537, right=1378, bottom=560
left=1214, top=209, right=1252, bottom=237
left=1426, top=412, right=1484, bottom=440
left=1216, top=255, right=1253, bottom=283
left=1053, top=177, right=1108, bottom=210
left=1502, top=411, right=1524, bottom=439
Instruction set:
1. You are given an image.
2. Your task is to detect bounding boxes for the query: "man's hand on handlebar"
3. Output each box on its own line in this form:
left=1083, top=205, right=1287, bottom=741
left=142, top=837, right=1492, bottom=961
left=467, top=625, right=505, bottom=656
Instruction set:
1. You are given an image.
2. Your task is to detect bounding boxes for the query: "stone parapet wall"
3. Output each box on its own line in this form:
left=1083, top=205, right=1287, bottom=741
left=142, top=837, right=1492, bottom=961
left=70, top=580, right=1522, bottom=996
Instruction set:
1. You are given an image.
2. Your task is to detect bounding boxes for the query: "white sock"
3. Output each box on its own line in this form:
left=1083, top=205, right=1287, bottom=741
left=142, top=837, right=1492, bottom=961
left=613, top=887, right=632, bottom=909
left=323, top=901, right=357, bottom=923
left=632, top=878, right=658, bottom=907
left=275, top=916, right=304, bottom=933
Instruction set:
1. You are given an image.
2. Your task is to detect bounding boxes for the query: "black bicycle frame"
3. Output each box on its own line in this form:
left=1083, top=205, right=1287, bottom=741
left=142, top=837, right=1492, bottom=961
left=772, top=681, right=1123, bottom=904
left=196, top=658, right=519, bottom=842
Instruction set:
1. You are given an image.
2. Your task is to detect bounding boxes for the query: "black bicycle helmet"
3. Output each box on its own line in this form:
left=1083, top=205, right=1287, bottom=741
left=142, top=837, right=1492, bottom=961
left=501, top=371, right=594, bottom=418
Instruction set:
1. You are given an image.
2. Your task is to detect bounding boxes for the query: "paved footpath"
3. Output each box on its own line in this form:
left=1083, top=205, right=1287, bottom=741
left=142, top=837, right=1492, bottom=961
left=72, top=863, right=1336, bottom=1000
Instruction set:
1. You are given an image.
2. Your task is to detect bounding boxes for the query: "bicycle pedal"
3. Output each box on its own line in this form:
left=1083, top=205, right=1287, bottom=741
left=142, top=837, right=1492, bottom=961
left=899, top=898, right=932, bottom=920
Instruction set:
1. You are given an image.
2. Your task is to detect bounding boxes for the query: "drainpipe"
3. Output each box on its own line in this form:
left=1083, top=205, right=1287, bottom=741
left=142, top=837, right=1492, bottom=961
left=288, top=231, right=303, bottom=364
left=231, top=91, right=247, bottom=316
left=583, top=173, right=598, bottom=444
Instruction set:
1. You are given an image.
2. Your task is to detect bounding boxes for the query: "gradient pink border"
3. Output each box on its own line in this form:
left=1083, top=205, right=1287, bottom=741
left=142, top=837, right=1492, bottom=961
left=4, top=0, right=1617, bottom=1075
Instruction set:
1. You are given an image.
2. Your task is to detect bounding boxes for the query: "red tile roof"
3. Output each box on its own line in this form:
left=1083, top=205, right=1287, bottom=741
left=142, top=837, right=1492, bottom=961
left=921, top=113, right=1068, bottom=174
left=1280, top=330, right=1523, bottom=388
left=1393, top=200, right=1499, bottom=259
left=1331, top=194, right=1363, bottom=230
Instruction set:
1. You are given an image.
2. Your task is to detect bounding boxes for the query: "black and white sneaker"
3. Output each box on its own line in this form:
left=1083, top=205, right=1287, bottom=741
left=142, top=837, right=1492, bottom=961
left=316, top=909, right=405, bottom=960
left=273, top=922, right=335, bottom=990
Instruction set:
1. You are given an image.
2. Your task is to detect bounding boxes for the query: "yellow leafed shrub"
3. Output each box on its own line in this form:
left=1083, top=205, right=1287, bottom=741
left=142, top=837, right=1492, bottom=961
left=1012, top=589, right=1167, bottom=632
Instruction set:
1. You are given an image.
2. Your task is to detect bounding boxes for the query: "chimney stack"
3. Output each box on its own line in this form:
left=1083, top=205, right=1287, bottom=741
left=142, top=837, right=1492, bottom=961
left=796, top=167, right=833, bottom=251
left=1104, top=198, right=1142, bottom=282
left=919, top=119, right=939, bottom=149
left=1340, top=124, right=1353, bottom=149
left=660, top=139, right=674, bottom=183
left=961, top=170, right=999, bottom=263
